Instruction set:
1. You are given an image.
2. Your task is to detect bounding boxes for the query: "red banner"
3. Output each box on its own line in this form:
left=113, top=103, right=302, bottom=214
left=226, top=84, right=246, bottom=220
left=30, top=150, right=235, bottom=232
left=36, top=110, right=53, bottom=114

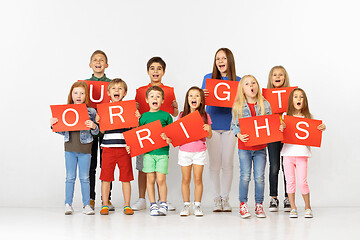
left=135, top=85, right=176, bottom=114
left=262, top=87, right=297, bottom=114
left=96, top=100, right=139, bottom=131
left=79, top=80, right=111, bottom=109
left=50, top=104, right=90, bottom=132
left=123, top=120, right=168, bottom=157
left=205, top=79, right=239, bottom=108
left=282, top=115, right=323, bottom=147
left=239, top=114, right=283, bottom=146
left=162, top=111, right=209, bottom=147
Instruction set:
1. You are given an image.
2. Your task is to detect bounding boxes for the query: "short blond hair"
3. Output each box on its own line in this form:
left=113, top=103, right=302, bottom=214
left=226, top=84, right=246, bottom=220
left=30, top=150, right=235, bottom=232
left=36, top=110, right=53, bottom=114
left=90, top=50, right=108, bottom=64
left=107, top=78, right=127, bottom=92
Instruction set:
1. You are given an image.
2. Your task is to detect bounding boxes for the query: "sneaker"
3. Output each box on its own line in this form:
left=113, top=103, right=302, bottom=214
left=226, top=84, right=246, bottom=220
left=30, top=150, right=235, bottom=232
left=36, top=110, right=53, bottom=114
left=83, top=205, right=95, bottom=215
left=193, top=204, right=204, bottom=217
left=180, top=203, right=191, bottom=216
left=65, top=204, right=73, bottom=215
left=239, top=202, right=251, bottom=218
left=123, top=206, right=134, bottom=215
left=213, top=197, right=222, bottom=212
left=90, top=199, right=95, bottom=210
left=304, top=209, right=313, bottom=218
left=255, top=203, right=266, bottom=218
left=284, top=198, right=291, bottom=212
left=100, top=206, right=109, bottom=215
left=222, top=197, right=232, bottom=212
left=289, top=209, right=298, bottom=218
left=269, top=198, right=279, bottom=212
left=150, top=203, right=160, bottom=216
left=158, top=202, right=168, bottom=216
left=131, top=198, right=146, bottom=211
left=108, top=200, right=115, bottom=211
left=167, top=201, right=176, bottom=211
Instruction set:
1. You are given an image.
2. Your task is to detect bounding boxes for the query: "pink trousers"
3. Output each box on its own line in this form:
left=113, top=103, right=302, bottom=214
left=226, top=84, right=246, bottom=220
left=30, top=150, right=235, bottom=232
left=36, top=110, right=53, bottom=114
left=283, top=156, right=310, bottom=195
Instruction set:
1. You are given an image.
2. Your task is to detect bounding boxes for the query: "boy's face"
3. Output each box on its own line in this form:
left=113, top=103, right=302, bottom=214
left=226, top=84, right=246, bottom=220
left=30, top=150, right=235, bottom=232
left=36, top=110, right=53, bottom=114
left=147, top=62, right=165, bottom=85
left=89, top=54, right=108, bottom=74
left=146, top=90, right=164, bottom=112
left=107, top=83, right=127, bottom=102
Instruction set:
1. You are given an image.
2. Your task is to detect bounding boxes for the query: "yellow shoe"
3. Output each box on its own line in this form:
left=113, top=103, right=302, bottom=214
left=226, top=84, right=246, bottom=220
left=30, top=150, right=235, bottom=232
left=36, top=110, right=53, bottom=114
left=100, top=206, right=109, bottom=215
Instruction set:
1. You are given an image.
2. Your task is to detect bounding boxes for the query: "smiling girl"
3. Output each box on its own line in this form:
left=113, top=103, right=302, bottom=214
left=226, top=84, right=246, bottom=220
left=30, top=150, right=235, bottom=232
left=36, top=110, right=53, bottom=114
left=201, top=48, right=240, bottom=212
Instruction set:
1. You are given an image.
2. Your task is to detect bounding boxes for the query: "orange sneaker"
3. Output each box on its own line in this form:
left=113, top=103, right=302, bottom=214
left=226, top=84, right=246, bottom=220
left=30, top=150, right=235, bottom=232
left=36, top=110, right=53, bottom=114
left=100, top=206, right=109, bottom=215
left=123, top=206, right=134, bottom=215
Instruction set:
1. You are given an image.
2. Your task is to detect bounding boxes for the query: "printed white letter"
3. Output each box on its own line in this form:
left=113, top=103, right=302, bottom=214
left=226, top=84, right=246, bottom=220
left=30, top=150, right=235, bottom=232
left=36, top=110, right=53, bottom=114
left=214, top=82, right=230, bottom=101
left=179, top=122, right=190, bottom=138
left=136, top=129, right=155, bottom=148
left=295, top=121, right=309, bottom=140
left=109, top=106, right=125, bottom=124
left=62, top=108, right=79, bottom=127
left=90, top=84, right=104, bottom=103
left=254, top=119, right=270, bottom=138
left=272, top=90, right=286, bottom=108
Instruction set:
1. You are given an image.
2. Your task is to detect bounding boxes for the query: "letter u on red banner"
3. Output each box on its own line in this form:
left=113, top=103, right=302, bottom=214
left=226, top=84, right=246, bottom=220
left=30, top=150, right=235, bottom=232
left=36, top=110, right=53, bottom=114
left=78, top=80, right=111, bottom=108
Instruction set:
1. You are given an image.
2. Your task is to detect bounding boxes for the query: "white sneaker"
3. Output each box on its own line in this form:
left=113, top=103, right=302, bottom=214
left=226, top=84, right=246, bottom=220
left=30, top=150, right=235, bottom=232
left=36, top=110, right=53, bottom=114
left=289, top=209, right=298, bottom=218
left=222, top=197, right=232, bottom=212
left=65, top=204, right=73, bottom=215
left=158, top=202, right=168, bottom=216
left=150, top=203, right=159, bottom=216
left=304, top=209, right=313, bottom=218
left=83, top=205, right=95, bottom=215
left=193, top=204, right=204, bottom=217
left=213, top=197, right=222, bottom=212
left=180, top=203, right=191, bottom=216
left=131, top=198, right=146, bottom=211
left=167, top=201, right=176, bottom=211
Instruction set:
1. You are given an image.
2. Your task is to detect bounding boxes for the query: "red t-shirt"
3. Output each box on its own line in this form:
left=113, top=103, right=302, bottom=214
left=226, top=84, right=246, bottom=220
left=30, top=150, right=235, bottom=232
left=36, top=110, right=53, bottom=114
left=238, top=103, right=267, bottom=151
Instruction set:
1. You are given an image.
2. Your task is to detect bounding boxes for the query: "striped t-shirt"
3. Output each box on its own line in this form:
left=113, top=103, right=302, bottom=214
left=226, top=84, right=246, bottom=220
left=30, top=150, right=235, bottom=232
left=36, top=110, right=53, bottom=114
left=100, top=128, right=131, bottom=148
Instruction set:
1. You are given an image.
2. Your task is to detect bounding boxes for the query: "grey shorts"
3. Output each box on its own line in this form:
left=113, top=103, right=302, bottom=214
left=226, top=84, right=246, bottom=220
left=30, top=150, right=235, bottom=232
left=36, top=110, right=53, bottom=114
left=136, top=154, right=144, bottom=171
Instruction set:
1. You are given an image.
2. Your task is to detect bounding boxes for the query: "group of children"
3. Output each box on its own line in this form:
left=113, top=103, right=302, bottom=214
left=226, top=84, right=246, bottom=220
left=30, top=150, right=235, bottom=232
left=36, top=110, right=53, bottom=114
left=50, top=49, right=326, bottom=219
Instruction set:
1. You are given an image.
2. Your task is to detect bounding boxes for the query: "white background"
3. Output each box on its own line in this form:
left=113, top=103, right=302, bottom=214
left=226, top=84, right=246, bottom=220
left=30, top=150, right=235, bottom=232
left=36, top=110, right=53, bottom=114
left=1, top=0, right=359, bottom=208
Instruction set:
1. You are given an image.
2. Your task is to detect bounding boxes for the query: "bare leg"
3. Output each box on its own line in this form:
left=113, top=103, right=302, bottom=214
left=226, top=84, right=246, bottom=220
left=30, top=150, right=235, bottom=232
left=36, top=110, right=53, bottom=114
left=193, top=164, right=204, bottom=202
left=138, top=171, right=147, bottom=198
left=146, top=173, right=156, bottom=203
left=156, top=173, right=167, bottom=203
left=181, top=166, right=192, bottom=202
left=302, top=193, right=311, bottom=210
left=288, top=193, right=296, bottom=210
left=122, top=181, right=131, bottom=207
left=101, top=181, right=111, bottom=206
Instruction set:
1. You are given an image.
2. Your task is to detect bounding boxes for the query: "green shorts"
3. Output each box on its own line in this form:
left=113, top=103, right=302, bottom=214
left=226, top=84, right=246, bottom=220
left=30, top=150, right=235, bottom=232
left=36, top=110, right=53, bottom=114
left=142, top=154, right=169, bottom=174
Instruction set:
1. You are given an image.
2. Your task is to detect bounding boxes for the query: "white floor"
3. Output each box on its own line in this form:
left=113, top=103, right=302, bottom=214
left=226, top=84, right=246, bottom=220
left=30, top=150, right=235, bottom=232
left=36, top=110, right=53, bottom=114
left=0, top=207, right=358, bottom=240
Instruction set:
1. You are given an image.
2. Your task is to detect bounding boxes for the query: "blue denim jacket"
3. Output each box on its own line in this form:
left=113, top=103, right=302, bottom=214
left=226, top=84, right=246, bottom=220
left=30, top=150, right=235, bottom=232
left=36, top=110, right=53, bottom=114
left=56, top=107, right=99, bottom=144
left=231, top=100, right=272, bottom=136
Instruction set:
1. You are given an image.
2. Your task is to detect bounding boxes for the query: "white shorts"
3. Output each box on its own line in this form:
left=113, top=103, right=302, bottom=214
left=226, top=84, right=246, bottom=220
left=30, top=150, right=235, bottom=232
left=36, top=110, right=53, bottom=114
left=178, top=150, right=207, bottom=166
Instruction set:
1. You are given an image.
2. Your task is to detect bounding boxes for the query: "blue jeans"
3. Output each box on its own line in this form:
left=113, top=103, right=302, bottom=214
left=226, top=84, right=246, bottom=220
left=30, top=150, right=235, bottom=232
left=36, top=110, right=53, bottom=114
left=65, top=151, right=91, bottom=206
left=238, top=148, right=266, bottom=204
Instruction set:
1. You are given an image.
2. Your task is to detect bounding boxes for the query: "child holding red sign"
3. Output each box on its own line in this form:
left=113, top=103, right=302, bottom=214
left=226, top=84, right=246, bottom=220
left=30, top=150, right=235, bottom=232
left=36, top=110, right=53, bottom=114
left=280, top=88, right=326, bottom=218
left=231, top=75, right=273, bottom=219
left=50, top=81, right=99, bottom=215
left=266, top=65, right=291, bottom=212
left=174, top=87, right=213, bottom=217
left=201, top=48, right=241, bottom=212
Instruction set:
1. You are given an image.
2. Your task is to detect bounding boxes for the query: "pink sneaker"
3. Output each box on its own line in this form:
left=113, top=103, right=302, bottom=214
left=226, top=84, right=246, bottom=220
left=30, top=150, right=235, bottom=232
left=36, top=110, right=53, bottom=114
left=255, top=203, right=266, bottom=218
left=240, top=202, right=251, bottom=218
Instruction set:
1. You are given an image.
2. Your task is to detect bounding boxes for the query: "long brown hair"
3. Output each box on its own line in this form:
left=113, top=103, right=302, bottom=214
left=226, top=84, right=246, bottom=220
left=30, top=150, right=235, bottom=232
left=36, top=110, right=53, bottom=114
left=181, top=86, right=208, bottom=124
left=286, top=88, right=312, bottom=118
left=211, top=48, right=237, bottom=81
left=67, top=81, right=90, bottom=107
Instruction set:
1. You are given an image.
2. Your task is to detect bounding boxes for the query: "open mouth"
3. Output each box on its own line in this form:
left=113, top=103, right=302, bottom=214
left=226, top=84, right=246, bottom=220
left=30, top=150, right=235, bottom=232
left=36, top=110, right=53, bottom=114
left=275, top=80, right=281, bottom=83
left=95, top=65, right=102, bottom=69
left=251, top=89, right=254, bottom=93
left=76, top=99, right=82, bottom=103
left=153, top=75, right=159, bottom=78
left=152, top=101, right=158, bottom=106
left=114, top=94, right=120, bottom=99
left=191, top=100, right=197, bottom=106
left=297, top=102, right=301, bottom=106
left=219, top=64, right=225, bottom=69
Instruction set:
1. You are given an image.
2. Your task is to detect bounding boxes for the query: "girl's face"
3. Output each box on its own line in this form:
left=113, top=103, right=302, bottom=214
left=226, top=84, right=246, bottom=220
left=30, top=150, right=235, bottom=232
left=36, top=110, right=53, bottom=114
left=293, top=90, right=304, bottom=112
left=271, top=68, right=285, bottom=88
left=215, top=50, right=228, bottom=76
left=242, top=77, right=258, bottom=101
left=72, top=87, right=86, bottom=104
left=187, top=89, right=201, bottom=111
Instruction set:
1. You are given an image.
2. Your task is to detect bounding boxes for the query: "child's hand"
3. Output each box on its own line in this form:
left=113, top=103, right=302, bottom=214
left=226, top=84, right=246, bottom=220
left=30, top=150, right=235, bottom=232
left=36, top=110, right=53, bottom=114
left=203, top=89, right=209, bottom=97
left=172, top=100, right=178, bottom=109
left=95, top=114, right=100, bottom=123
left=237, top=133, right=249, bottom=143
left=203, top=124, right=210, bottom=132
left=126, top=146, right=131, bottom=154
left=280, top=122, right=286, bottom=132
left=136, top=102, right=140, bottom=110
left=85, top=120, right=96, bottom=130
left=161, top=133, right=172, bottom=144
left=135, top=110, right=141, bottom=119
left=50, top=118, right=58, bottom=126
left=318, top=123, right=326, bottom=131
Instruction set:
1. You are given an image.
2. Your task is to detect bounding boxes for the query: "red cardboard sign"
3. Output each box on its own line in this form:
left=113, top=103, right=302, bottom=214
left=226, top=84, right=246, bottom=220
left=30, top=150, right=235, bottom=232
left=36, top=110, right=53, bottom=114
left=96, top=100, right=139, bottom=131
left=79, top=80, right=111, bottom=109
left=282, top=115, right=323, bottom=147
left=123, top=120, right=168, bottom=157
left=162, top=111, right=209, bottom=147
left=205, top=79, right=239, bottom=108
left=262, top=87, right=298, bottom=114
left=50, top=104, right=90, bottom=132
left=239, top=114, right=283, bottom=146
left=135, top=85, right=176, bottom=114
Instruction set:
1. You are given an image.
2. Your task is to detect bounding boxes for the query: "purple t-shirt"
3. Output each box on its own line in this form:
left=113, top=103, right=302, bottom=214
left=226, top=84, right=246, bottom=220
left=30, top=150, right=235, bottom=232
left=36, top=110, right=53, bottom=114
left=178, top=112, right=212, bottom=152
